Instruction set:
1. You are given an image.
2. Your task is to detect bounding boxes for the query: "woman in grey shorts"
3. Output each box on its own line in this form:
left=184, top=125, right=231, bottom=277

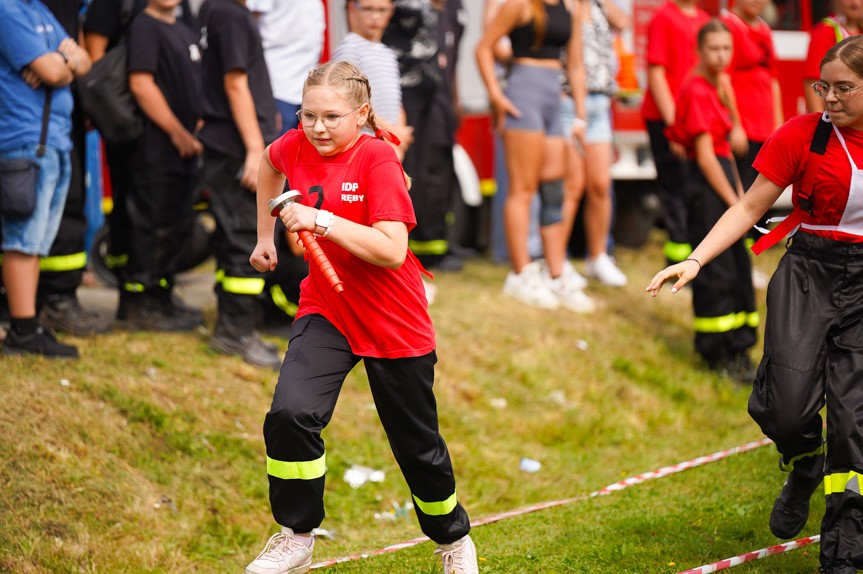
left=477, top=0, right=594, bottom=313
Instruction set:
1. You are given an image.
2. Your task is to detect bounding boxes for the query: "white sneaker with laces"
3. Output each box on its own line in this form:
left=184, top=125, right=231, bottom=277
left=245, top=527, right=314, bottom=574
left=502, top=261, right=560, bottom=309
left=585, top=253, right=628, bottom=287
left=434, top=534, right=479, bottom=574
left=539, top=258, right=588, bottom=290
left=546, top=273, right=596, bottom=313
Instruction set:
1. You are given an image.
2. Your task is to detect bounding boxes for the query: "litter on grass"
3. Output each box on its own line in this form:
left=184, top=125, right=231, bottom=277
left=344, top=464, right=386, bottom=488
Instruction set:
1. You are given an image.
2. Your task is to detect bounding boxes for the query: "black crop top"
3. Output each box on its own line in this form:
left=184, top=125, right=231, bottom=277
left=509, top=1, right=572, bottom=60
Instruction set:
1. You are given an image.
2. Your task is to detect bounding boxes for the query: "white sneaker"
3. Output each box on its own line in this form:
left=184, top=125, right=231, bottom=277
left=546, top=274, right=596, bottom=313
left=752, top=267, right=769, bottom=290
left=423, top=279, right=437, bottom=305
left=585, top=253, right=628, bottom=287
left=539, top=258, right=588, bottom=290
left=434, top=534, right=479, bottom=574
left=245, top=527, right=314, bottom=574
left=502, top=261, right=560, bottom=309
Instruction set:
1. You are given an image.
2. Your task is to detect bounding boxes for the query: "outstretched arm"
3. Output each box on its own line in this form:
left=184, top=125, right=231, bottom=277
left=646, top=173, right=785, bottom=295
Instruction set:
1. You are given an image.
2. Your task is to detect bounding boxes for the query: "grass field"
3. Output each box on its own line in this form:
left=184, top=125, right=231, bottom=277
left=0, top=231, right=827, bottom=573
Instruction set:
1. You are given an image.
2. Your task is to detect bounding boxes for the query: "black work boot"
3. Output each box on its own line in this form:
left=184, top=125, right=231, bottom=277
left=209, top=324, right=282, bottom=370
left=40, top=292, right=112, bottom=335
left=770, top=452, right=824, bottom=539
left=2, top=324, right=79, bottom=358
left=157, top=289, right=205, bottom=327
left=124, top=294, right=199, bottom=332
left=821, top=564, right=858, bottom=574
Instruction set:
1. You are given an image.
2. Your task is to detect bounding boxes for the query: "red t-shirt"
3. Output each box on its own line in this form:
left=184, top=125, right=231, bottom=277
left=721, top=11, right=778, bottom=142
left=269, top=130, right=436, bottom=358
left=666, top=75, right=732, bottom=159
left=754, top=113, right=863, bottom=243
left=803, top=17, right=859, bottom=80
left=641, top=1, right=711, bottom=122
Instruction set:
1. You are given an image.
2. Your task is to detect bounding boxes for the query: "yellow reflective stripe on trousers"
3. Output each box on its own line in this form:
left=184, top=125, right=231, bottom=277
left=825, top=471, right=862, bottom=496
left=694, top=311, right=760, bottom=333
left=106, top=253, right=128, bottom=269
left=39, top=252, right=87, bottom=272
left=409, top=239, right=448, bottom=256
left=412, top=490, right=457, bottom=516
left=270, top=285, right=299, bottom=316
left=267, top=453, right=326, bottom=480
left=215, top=269, right=265, bottom=295
left=663, top=241, right=692, bottom=263
left=780, top=443, right=824, bottom=472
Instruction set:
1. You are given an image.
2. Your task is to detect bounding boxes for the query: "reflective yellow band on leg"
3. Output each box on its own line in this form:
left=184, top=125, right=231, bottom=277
left=663, top=241, right=692, bottom=263
left=267, top=453, right=326, bottom=481
left=215, top=269, right=265, bottom=295
left=412, top=490, right=457, bottom=516
left=39, top=252, right=87, bottom=272
left=694, top=311, right=760, bottom=333
left=106, top=253, right=128, bottom=269
left=270, top=285, right=299, bottom=317
left=780, top=444, right=824, bottom=473
left=825, top=471, right=861, bottom=496
left=408, top=239, right=449, bottom=256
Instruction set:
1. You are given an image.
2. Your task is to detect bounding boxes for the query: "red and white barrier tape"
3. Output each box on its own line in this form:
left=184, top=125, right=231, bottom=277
left=310, top=437, right=774, bottom=569
left=675, top=535, right=820, bottom=574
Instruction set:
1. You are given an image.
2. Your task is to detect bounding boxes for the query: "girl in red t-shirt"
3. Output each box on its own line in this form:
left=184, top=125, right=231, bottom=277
left=721, top=0, right=783, bottom=190
left=649, top=36, right=863, bottom=574
left=246, top=61, right=478, bottom=574
left=803, top=0, right=862, bottom=113
left=665, top=18, right=758, bottom=378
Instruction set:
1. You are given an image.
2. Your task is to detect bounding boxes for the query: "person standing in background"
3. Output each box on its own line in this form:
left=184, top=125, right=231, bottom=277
left=476, top=0, right=596, bottom=313
left=664, top=19, right=758, bottom=378
left=198, top=0, right=282, bottom=369
left=0, top=0, right=92, bottom=357
left=408, top=0, right=469, bottom=272
left=642, top=0, right=710, bottom=265
left=803, top=0, right=862, bottom=113
left=334, top=0, right=414, bottom=161
left=3, top=0, right=112, bottom=337
left=83, top=0, right=196, bottom=321
left=570, top=0, right=629, bottom=287
left=383, top=0, right=452, bottom=268
left=247, top=0, right=324, bottom=136
left=123, top=0, right=205, bottom=331
left=721, top=0, right=783, bottom=191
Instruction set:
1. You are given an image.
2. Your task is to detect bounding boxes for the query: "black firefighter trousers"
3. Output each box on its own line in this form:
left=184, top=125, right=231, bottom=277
left=748, top=231, right=863, bottom=570
left=263, top=314, right=471, bottom=544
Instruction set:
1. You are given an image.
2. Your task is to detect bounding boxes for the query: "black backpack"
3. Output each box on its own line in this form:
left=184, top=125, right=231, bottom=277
left=78, top=0, right=143, bottom=144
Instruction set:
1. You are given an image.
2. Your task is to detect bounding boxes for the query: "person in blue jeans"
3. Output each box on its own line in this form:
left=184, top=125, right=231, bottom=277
left=0, top=0, right=91, bottom=358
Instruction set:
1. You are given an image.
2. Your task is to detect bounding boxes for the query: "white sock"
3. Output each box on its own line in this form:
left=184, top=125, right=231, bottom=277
left=294, top=533, right=313, bottom=547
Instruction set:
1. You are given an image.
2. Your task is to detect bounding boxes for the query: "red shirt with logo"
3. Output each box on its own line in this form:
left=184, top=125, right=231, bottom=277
left=666, top=75, right=732, bottom=159
left=754, top=113, right=863, bottom=243
left=641, top=1, right=710, bottom=123
left=269, top=130, right=436, bottom=358
left=721, top=11, right=778, bottom=143
left=803, top=16, right=859, bottom=81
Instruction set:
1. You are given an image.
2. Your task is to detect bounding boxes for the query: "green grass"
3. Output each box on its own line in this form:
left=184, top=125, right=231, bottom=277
left=0, top=231, right=825, bottom=573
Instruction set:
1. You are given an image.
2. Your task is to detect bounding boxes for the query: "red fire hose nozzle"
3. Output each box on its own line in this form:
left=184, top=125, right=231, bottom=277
left=269, top=190, right=344, bottom=294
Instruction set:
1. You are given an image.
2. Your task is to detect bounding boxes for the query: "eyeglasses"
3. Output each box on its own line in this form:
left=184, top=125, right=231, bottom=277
left=354, top=4, right=394, bottom=16
left=296, top=106, right=361, bottom=129
left=812, top=82, right=863, bottom=101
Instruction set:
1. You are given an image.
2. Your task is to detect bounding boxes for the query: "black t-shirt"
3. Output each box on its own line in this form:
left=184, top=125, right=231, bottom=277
left=41, top=0, right=84, bottom=38
left=197, top=0, right=277, bottom=159
left=127, top=13, right=202, bottom=174
left=84, top=0, right=195, bottom=47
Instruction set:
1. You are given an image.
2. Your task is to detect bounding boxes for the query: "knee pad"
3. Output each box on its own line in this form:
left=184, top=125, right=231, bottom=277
left=539, top=179, right=564, bottom=227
